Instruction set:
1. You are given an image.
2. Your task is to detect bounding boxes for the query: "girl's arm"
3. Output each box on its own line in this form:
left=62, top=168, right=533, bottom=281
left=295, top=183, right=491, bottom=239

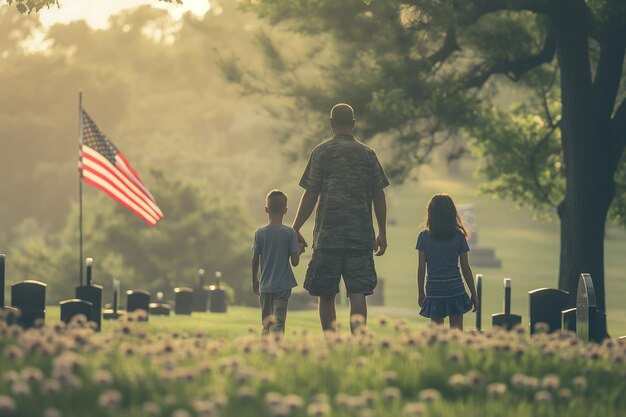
left=460, top=252, right=478, bottom=310
left=417, top=251, right=426, bottom=307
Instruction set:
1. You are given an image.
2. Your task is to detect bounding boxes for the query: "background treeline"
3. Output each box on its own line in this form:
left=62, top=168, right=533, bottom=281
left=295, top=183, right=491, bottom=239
left=0, top=3, right=315, bottom=304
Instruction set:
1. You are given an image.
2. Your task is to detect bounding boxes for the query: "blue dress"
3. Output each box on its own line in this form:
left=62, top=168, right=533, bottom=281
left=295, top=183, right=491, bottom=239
left=416, top=230, right=471, bottom=319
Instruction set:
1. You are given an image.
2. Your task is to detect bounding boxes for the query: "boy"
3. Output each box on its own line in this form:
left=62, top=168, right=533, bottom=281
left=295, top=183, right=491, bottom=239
left=252, top=190, right=301, bottom=335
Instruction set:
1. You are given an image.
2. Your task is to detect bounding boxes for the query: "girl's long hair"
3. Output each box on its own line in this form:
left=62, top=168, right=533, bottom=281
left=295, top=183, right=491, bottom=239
left=425, top=194, right=469, bottom=240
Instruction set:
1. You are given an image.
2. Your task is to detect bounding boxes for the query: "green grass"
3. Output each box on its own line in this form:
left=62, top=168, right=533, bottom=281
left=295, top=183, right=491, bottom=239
left=293, top=160, right=626, bottom=336
left=1, top=308, right=625, bottom=417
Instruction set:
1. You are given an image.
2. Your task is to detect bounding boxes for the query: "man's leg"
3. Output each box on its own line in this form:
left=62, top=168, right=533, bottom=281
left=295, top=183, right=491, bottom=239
left=318, top=295, right=337, bottom=332
left=347, top=293, right=367, bottom=334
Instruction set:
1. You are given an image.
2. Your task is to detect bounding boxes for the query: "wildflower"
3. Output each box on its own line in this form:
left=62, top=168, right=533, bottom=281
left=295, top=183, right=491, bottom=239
left=402, top=402, right=425, bottom=417
left=486, top=383, right=507, bottom=397
left=377, top=316, right=389, bottom=326
left=21, top=367, right=44, bottom=384
left=541, top=374, right=560, bottom=390
left=382, top=371, right=398, bottom=384
left=0, top=395, right=16, bottom=414
left=558, top=388, right=572, bottom=402
left=448, top=351, right=462, bottom=363
left=523, top=376, right=539, bottom=390
left=3, top=370, right=20, bottom=386
left=41, top=379, right=61, bottom=395
left=350, top=314, right=366, bottom=327
left=360, top=390, right=377, bottom=407
left=286, top=394, right=304, bottom=412
left=171, top=409, right=192, bottom=417
left=467, top=370, right=484, bottom=387
left=98, top=389, right=123, bottom=410
left=142, top=401, right=161, bottom=416
left=4, top=346, right=23, bottom=361
left=448, top=373, right=467, bottom=389
left=572, top=376, right=587, bottom=391
left=383, top=387, right=402, bottom=401
left=418, top=388, right=440, bottom=402
left=11, top=381, right=31, bottom=397
left=211, top=394, right=228, bottom=409
left=534, top=390, right=552, bottom=403
left=43, top=407, right=63, bottom=417
left=238, top=387, right=256, bottom=400
left=307, top=402, right=329, bottom=417
left=92, top=370, right=113, bottom=386
left=359, top=409, right=375, bottom=417
left=193, top=400, right=216, bottom=416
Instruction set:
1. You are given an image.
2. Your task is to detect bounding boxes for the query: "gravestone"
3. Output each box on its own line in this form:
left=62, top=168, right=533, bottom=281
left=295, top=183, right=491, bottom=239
left=528, top=288, right=570, bottom=334
left=11, top=280, right=46, bottom=328
left=149, top=292, right=172, bottom=316
left=576, top=273, right=608, bottom=343
left=475, top=274, right=483, bottom=331
left=209, top=271, right=227, bottom=313
left=75, top=258, right=103, bottom=330
left=175, top=287, right=193, bottom=315
left=126, top=290, right=150, bottom=321
left=103, top=279, right=122, bottom=320
left=192, top=269, right=210, bottom=312
left=369, top=277, right=385, bottom=306
left=561, top=307, right=576, bottom=332
left=457, top=205, right=502, bottom=268
left=0, top=254, right=20, bottom=324
left=492, top=278, right=522, bottom=330
left=60, top=299, right=93, bottom=324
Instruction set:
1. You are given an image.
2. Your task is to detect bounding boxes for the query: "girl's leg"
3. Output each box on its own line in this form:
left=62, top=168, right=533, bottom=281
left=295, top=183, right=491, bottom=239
left=449, top=315, right=463, bottom=330
left=430, top=317, right=444, bottom=326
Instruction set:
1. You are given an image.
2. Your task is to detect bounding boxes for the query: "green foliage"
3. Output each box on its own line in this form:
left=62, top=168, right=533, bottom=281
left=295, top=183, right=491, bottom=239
left=0, top=313, right=625, bottom=416
left=9, top=173, right=255, bottom=304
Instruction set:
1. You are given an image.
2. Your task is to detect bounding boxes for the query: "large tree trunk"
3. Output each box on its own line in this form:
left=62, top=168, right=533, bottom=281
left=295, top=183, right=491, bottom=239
left=554, top=0, right=615, bottom=312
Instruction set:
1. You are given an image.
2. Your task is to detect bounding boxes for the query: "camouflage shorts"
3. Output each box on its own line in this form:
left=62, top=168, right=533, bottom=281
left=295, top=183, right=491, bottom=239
left=304, top=249, right=377, bottom=297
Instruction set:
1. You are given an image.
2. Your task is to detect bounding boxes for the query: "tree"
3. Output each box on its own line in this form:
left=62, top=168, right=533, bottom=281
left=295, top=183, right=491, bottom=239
left=11, top=173, right=255, bottom=304
left=232, top=0, right=626, bottom=311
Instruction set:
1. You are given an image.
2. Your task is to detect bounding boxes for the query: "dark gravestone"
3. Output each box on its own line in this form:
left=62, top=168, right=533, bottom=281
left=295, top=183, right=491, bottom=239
left=528, top=288, right=570, bottom=334
left=475, top=274, right=483, bottom=331
left=60, top=299, right=93, bottom=324
left=126, top=290, right=150, bottom=321
left=75, top=258, right=103, bottom=330
left=209, top=271, right=227, bottom=313
left=369, top=277, right=385, bottom=306
left=561, top=307, right=577, bottom=332
left=175, top=287, right=193, bottom=315
left=576, top=273, right=608, bottom=343
left=0, top=254, right=4, bottom=308
left=149, top=292, right=171, bottom=316
left=192, top=269, right=210, bottom=312
left=492, top=278, right=522, bottom=330
left=11, top=280, right=46, bottom=328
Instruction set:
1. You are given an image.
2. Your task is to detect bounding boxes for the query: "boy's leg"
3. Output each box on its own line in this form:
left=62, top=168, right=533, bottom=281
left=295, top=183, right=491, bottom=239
left=260, top=293, right=273, bottom=336
left=269, top=290, right=291, bottom=334
left=449, top=314, right=463, bottom=330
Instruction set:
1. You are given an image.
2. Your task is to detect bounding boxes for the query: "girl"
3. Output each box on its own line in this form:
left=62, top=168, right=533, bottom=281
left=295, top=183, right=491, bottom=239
left=417, top=194, right=478, bottom=329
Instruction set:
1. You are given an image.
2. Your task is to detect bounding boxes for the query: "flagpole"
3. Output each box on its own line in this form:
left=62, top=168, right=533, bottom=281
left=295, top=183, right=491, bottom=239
left=79, top=91, right=84, bottom=287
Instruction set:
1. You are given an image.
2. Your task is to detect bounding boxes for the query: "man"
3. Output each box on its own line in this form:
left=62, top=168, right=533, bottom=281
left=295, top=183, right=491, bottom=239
left=292, top=103, right=390, bottom=333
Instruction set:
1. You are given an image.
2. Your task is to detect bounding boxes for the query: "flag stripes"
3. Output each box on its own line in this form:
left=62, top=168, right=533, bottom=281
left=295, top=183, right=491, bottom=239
left=80, top=110, right=163, bottom=226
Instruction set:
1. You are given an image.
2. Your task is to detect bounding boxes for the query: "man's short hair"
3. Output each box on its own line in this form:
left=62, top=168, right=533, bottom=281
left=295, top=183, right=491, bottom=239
left=266, top=190, right=288, bottom=214
left=330, top=103, right=355, bottom=128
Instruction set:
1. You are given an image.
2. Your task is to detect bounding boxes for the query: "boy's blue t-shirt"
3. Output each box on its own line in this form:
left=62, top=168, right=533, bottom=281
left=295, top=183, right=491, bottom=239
left=416, top=230, right=470, bottom=279
left=253, top=224, right=299, bottom=293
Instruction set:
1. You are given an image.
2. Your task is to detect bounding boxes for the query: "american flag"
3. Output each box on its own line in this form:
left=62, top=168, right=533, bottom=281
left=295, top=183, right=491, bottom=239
left=79, top=110, right=163, bottom=226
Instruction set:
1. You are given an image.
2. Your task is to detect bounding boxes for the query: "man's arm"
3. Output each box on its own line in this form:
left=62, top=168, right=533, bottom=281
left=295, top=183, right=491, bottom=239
left=292, top=189, right=319, bottom=248
left=373, top=188, right=387, bottom=256
left=251, top=254, right=260, bottom=296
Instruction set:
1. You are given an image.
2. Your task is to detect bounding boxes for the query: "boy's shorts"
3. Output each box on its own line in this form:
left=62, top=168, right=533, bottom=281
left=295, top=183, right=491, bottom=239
left=304, top=249, right=377, bottom=297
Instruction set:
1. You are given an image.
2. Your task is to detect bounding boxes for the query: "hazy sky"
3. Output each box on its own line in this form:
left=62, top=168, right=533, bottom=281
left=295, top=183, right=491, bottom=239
left=38, top=0, right=211, bottom=28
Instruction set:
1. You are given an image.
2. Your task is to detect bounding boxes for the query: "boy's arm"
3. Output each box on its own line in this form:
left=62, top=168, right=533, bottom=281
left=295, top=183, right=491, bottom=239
left=251, top=254, right=260, bottom=296
left=460, top=252, right=478, bottom=310
left=290, top=252, right=300, bottom=267
left=292, top=189, right=319, bottom=247
left=417, top=250, right=426, bottom=307
left=373, top=189, right=387, bottom=256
